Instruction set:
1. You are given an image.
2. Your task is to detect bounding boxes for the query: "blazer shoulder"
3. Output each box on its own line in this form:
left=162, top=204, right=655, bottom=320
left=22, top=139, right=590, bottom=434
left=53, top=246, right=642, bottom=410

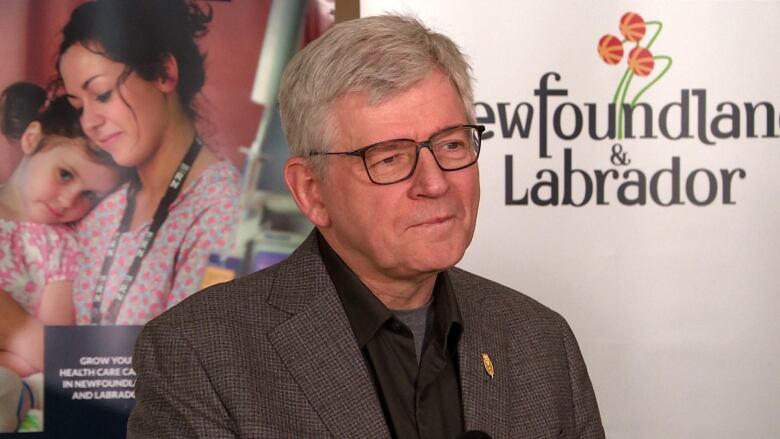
left=145, top=257, right=290, bottom=334
left=449, top=266, right=563, bottom=321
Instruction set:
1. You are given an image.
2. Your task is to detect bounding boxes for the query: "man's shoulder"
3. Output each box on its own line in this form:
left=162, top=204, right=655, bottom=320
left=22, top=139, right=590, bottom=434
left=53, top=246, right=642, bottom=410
left=146, top=231, right=327, bottom=334
left=145, top=257, right=293, bottom=335
left=448, top=266, right=564, bottom=324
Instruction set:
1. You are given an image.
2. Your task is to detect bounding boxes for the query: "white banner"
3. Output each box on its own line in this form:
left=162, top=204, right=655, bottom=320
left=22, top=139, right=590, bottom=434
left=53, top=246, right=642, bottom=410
left=362, top=1, right=779, bottom=437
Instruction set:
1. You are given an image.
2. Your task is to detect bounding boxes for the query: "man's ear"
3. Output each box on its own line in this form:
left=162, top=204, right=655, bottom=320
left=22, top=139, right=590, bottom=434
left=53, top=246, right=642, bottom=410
left=284, top=157, right=331, bottom=227
left=20, top=122, right=43, bottom=155
left=158, top=55, right=179, bottom=93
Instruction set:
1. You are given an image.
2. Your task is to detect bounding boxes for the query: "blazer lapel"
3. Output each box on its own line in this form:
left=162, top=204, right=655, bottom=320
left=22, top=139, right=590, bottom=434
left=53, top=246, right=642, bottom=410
left=267, top=234, right=389, bottom=437
left=455, top=276, right=510, bottom=438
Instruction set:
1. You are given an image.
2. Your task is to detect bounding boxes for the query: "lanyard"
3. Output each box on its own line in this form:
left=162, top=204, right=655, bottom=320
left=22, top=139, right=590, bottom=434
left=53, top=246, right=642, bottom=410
left=90, top=135, right=203, bottom=324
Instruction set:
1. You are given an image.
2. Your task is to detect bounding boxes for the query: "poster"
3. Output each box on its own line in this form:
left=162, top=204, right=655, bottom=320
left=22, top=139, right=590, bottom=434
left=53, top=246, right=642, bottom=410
left=359, top=1, right=780, bottom=438
left=0, top=0, right=330, bottom=436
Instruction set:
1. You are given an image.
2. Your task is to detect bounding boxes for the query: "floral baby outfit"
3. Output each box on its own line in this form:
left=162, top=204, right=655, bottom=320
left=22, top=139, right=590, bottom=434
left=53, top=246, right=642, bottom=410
left=0, top=219, right=77, bottom=315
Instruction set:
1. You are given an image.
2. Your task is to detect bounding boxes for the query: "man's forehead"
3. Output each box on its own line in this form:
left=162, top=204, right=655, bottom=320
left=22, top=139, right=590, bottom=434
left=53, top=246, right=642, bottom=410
left=330, top=72, right=467, bottom=146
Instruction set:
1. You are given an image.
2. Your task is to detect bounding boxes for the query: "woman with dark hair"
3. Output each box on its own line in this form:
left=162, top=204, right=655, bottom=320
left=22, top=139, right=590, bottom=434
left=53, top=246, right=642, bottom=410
left=56, top=0, right=240, bottom=325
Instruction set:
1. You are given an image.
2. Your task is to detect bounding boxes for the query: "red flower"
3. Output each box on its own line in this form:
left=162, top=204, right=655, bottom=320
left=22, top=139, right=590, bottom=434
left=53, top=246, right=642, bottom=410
left=598, top=34, right=624, bottom=65
left=628, top=47, right=654, bottom=76
left=620, top=12, right=646, bottom=42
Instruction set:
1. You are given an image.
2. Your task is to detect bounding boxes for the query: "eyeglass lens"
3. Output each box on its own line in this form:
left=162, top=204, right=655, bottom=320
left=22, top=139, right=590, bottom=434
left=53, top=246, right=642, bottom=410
left=364, top=126, right=480, bottom=184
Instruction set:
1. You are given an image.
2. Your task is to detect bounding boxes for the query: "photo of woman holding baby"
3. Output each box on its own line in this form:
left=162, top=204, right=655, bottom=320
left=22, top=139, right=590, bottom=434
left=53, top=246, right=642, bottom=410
left=56, top=0, right=241, bottom=325
left=0, top=0, right=241, bottom=432
left=0, top=0, right=331, bottom=433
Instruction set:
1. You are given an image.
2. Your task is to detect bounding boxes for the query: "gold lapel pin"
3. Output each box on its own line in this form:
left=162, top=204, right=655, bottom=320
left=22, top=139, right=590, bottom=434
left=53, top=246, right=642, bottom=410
left=482, top=352, right=494, bottom=379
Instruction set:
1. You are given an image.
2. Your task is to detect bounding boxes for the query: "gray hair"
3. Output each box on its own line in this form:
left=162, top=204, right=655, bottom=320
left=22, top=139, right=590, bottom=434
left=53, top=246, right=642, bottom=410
left=278, top=14, right=474, bottom=173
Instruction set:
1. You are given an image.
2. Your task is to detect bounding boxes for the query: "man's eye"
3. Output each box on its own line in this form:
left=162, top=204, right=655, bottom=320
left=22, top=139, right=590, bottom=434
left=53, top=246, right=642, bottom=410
left=378, top=155, right=398, bottom=165
left=96, top=90, right=112, bottom=103
left=59, top=169, right=73, bottom=181
left=369, top=152, right=406, bottom=169
left=435, top=139, right=469, bottom=158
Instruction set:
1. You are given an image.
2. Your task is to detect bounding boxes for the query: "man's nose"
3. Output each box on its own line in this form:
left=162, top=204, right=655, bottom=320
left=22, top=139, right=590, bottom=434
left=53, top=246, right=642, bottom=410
left=410, top=148, right=449, bottom=197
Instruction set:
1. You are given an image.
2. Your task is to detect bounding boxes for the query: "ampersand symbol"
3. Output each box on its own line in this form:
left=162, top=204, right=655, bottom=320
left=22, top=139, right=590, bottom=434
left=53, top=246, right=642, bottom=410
left=610, top=143, right=631, bottom=166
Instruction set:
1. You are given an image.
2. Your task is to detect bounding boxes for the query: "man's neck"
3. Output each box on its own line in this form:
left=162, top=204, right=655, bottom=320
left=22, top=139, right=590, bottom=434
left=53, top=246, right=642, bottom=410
left=318, top=230, right=442, bottom=310
left=360, top=274, right=437, bottom=310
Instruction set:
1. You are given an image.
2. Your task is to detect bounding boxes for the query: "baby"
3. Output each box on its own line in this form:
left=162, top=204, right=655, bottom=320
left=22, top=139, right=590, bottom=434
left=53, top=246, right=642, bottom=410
left=0, top=82, right=126, bottom=432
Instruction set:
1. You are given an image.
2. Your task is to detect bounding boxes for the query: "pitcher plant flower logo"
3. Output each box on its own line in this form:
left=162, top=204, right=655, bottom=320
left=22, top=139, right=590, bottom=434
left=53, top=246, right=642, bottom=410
left=598, top=12, right=672, bottom=139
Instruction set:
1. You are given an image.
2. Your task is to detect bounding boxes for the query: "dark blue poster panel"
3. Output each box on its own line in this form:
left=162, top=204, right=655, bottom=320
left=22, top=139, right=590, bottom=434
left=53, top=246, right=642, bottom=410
left=0, top=326, right=141, bottom=439
left=44, top=326, right=141, bottom=439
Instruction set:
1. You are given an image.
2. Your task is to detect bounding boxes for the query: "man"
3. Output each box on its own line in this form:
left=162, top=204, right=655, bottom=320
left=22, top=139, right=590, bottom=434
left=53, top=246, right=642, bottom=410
left=128, top=15, right=605, bottom=439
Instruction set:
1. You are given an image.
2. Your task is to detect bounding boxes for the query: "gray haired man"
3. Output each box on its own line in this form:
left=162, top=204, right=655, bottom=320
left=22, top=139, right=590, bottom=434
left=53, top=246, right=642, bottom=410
left=128, top=15, right=605, bottom=439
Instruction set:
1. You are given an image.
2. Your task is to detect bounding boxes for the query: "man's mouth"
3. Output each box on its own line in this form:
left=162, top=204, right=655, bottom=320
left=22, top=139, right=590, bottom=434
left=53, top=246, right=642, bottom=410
left=412, top=215, right=454, bottom=228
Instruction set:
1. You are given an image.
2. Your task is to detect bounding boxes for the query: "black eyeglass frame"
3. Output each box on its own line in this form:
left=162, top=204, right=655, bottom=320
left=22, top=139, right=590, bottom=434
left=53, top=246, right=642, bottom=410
left=309, top=124, right=486, bottom=185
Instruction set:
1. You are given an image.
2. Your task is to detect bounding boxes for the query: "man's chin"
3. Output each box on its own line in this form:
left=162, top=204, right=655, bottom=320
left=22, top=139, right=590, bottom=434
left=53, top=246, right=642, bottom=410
left=408, top=244, right=468, bottom=274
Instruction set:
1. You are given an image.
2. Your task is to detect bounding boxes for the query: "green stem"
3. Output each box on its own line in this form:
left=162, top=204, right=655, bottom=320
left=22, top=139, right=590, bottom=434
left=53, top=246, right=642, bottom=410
left=617, top=72, right=635, bottom=140
left=630, top=56, right=673, bottom=106
left=644, top=21, right=663, bottom=49
left=612, top=67, right=632, bottom=105
left=613, top=67, right=632, bottom=139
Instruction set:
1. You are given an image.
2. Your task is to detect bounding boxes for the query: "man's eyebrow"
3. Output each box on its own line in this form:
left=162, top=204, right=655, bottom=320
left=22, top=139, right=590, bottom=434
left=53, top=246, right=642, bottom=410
left=441, top=123, right=464, bottom=131
left=430, top=123, right=466, bottom=137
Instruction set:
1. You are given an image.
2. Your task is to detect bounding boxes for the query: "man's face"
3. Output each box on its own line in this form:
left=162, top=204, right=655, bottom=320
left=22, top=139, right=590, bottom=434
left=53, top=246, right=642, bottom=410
left=318, top=70, right=480, bottom=284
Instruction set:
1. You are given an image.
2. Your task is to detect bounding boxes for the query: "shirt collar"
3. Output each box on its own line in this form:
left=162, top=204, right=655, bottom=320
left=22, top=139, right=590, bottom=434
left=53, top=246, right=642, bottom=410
left=317, top=231, right=462, bottom=349
left=318, top=231, right=391, bottom=347
left=430, top=272, right=463, bottom=354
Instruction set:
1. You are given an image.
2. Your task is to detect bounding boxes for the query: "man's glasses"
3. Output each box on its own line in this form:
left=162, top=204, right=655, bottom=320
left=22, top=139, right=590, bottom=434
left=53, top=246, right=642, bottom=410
left=310, top=124, right=485, bottom=185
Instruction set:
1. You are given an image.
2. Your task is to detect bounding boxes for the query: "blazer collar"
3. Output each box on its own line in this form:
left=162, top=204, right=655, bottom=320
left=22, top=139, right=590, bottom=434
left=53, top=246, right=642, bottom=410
left=266, top=230, right=390, bottom=437
left=451, top=270, right=511, bottom=438
left=266, top=232, right=510, bottom=437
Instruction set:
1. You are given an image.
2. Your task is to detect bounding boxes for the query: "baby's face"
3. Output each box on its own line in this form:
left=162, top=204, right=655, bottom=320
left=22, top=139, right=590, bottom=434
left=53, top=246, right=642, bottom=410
left=20, top=136, right=120, bottom=224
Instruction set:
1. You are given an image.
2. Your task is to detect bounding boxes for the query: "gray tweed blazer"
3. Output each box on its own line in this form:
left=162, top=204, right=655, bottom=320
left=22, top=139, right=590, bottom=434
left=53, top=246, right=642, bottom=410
left=127, top=232, right=604, bottom=438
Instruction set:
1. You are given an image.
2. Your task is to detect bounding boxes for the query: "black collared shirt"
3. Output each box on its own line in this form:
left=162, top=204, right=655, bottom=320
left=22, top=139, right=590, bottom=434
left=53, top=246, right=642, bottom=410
left=318, top=233, right=464, bottom=439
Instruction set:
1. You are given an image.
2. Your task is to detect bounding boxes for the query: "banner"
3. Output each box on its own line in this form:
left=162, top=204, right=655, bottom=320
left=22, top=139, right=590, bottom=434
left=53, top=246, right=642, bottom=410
left=0, top=1, right=328, bottom=436
left=361, top=1, right=779, bottom=437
